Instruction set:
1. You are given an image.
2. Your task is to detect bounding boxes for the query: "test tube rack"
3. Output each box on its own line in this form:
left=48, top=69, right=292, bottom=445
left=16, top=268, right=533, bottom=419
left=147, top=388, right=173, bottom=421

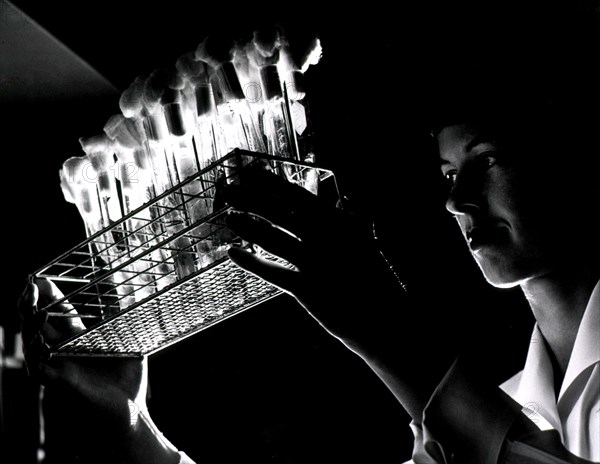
left=34, top=150, right=336, bottom=358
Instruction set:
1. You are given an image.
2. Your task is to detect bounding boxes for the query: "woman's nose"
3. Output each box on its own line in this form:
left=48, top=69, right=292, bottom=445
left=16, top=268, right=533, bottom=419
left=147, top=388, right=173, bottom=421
left=445, top=169, right=483, bottom=216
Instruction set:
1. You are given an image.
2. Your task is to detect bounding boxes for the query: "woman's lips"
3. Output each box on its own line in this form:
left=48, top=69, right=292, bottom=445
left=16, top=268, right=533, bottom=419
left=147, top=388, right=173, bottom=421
left=467, top=226, right=506, bottom=251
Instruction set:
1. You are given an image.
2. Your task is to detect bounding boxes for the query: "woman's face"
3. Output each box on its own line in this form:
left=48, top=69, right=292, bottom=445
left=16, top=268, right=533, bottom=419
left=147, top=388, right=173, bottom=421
left=438, top=123, right=586, bottom=288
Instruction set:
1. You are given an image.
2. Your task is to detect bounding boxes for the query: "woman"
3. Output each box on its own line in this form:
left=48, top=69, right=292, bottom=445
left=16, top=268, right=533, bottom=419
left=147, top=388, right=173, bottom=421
left=18, top=7, right=600, bottom=464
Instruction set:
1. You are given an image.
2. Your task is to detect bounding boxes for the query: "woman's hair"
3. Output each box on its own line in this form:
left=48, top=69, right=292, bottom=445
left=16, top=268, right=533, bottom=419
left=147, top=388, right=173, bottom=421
left=424, top=4, right=600, bottom=151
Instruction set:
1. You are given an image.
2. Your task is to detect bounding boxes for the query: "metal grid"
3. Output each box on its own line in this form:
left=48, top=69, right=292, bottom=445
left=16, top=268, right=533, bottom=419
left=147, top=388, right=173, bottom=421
left=34, top=150, right=335, bottom=357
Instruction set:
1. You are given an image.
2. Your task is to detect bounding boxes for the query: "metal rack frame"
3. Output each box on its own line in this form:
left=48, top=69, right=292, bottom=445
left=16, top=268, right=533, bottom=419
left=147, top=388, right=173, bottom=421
left=34, top=150, right=337, bottom=357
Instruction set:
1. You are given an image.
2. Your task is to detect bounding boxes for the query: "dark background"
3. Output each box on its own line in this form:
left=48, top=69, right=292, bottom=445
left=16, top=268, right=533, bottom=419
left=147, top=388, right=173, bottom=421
left=2, top=1, right=596, bottom=462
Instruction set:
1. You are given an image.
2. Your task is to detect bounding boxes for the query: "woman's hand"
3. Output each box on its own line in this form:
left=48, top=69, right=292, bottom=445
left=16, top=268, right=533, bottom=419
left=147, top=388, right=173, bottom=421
left=18, top=279, right=180, bottom=463
left=222, top=167, right=407, bottom=352
left=222, top=167, right=457, bottom=421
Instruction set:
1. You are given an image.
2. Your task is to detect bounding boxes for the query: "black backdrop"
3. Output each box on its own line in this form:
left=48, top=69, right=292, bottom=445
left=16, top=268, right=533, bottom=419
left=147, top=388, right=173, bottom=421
left=4, top=0, right=595, bottom=462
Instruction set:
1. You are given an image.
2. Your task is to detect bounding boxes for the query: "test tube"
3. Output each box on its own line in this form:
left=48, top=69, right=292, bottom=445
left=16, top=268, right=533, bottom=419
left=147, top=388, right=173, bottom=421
left=161, top=89, right=200, bottom=182
left=259, top=63, right=295, bottom=159
left=60, top=156, right=104, bottom=236
left=196, top=39, right=266, bottom=156
left=138, top=75, right=199, bottom=279
left=247, top=36, right=301, bottom=183
left=61, top=156, right=136, bottom=311
left=278, top=33, right=323, bottom=139
left=142, top=70, right=182, bottom=191
left=103, top=115, right=177, bottom=295
left=103, top=115, right=154, bottom=212
left=120, top=76, right=173, bottom=195
left=177, top=53, right=222, bottom=168
left=177, top=53, right=242, bottom=266
left=276, top=34, right=323, bottom=191
left=79, top=135, right=121, bottom=225
left=113, top=86, right=181, bottom=288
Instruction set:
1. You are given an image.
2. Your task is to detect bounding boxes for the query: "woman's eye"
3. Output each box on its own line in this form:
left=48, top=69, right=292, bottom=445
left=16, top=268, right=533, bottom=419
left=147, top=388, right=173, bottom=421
left=485, top=155, right=497, bottom=166
left=480, top=151, right=499, bottom=167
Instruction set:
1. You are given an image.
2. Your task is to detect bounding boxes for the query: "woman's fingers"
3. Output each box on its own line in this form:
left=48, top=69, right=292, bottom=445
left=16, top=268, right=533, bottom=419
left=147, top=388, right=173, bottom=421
left=19, top=279, right=87, bottom=379
left=34, top=278, right=86, bottom=337
left=23, top=331, right=51, bottom=379
left=35, top=278, right=75, bottom=313
left=227, top=246, right=302, bottom=296
left=21, top=310, right=48, bottom=348
left=221, top=184, right=310, bottom=238
left=221, top=170, right=324, bottom=238
left=18, top=282, right=48, bottom=346
left=18, top=281, right=38, bottom=313
left=226, top=210, right=305, bottom=267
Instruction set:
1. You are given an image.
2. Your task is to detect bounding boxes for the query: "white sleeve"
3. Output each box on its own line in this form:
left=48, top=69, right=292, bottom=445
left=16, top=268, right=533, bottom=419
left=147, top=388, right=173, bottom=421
left=405, top=357, right=523, bottom=464
left=178, top=451, right=196, bottom=464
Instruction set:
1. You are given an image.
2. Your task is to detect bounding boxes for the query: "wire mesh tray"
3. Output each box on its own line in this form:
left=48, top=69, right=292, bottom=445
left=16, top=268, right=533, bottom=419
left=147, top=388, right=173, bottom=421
left=34, top=150, right=336, bottom=357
